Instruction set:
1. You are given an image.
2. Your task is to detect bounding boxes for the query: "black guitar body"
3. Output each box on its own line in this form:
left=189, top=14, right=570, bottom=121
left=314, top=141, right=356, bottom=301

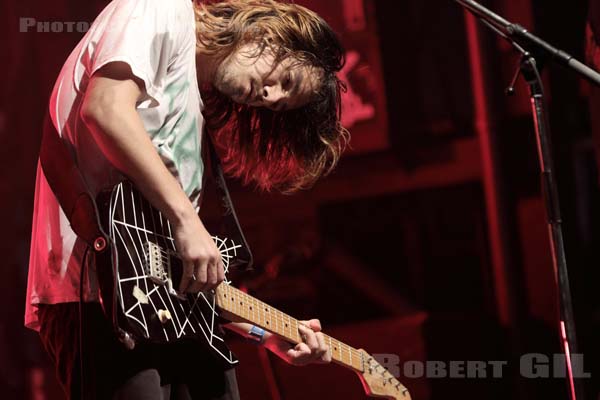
left=95, top=181, right=239, bottom=368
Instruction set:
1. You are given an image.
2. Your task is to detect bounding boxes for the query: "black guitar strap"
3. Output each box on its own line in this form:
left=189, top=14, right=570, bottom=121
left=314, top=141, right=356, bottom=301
left=203, top=130, right=254, bottom=271
left=39, top=114, right=108, bottom=252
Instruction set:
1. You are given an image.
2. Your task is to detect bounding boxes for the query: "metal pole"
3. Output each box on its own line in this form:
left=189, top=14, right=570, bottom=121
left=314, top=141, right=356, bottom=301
left=520, top=56, right=584, bottom=400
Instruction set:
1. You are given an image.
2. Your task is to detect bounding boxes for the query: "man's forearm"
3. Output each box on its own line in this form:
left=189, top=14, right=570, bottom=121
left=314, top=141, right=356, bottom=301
left=81, top=88, right=196, bottom=225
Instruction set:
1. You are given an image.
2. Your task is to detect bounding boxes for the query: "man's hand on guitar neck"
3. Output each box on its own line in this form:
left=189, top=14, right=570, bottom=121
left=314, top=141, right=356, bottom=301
left=265, top=319, right=332, bottom=366
left=227, top=320, right=331, bottom=366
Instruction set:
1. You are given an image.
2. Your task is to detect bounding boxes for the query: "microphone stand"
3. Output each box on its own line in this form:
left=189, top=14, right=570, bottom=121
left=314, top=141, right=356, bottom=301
left=453, top=1, right=600, bottom=399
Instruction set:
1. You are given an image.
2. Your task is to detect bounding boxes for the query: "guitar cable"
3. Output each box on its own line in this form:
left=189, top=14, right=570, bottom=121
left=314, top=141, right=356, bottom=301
left=79, top=245, right=90, bottom=400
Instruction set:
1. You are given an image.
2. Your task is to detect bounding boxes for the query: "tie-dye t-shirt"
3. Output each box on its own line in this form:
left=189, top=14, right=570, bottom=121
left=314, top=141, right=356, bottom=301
left=25, top=0, right=204, bottom=330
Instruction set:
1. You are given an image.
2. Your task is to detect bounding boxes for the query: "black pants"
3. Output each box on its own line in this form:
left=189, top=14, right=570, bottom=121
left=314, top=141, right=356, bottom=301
left=38, top=303, right=240, bottom=400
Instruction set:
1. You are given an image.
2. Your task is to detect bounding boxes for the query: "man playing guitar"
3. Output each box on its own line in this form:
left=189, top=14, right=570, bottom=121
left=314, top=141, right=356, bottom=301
left=26, top=0, right=347, bottom=398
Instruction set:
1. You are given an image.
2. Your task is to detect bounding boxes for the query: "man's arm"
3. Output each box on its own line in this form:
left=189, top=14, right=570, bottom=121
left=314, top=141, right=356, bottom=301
left=80, top=61, right=223, bottom=293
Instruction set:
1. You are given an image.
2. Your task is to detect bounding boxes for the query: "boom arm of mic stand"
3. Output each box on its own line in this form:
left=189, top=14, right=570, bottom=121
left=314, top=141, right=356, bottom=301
left=454, top=0, right=600, bottom=87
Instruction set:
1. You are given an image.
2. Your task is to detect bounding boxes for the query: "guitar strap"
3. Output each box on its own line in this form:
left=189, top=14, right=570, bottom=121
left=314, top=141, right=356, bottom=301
left=39, top=114, right=253, bottom=269
left=39, top=114, right=108, bottom=252
left=202, top=130, right=254, bottom=271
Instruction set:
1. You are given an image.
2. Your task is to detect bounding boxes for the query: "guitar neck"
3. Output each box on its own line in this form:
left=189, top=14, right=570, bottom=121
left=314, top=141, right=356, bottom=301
left=216, top=284, right=365, bottom=372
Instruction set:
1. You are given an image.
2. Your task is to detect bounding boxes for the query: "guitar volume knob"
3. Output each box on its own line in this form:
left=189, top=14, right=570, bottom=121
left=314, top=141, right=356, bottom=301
left=157, top=309, right=172, bottom=324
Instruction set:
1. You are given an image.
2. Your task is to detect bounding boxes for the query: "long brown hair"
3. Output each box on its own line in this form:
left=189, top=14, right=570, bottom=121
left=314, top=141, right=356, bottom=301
left=195, top=0, right=348, bottom=193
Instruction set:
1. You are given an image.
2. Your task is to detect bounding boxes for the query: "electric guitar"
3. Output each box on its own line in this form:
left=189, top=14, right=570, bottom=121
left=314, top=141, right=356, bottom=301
left=95, top=181, right=411, bottom=400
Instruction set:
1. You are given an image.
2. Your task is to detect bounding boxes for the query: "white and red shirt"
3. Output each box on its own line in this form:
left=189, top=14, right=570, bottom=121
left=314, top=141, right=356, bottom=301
left=25, top=0, right=204, bottom=330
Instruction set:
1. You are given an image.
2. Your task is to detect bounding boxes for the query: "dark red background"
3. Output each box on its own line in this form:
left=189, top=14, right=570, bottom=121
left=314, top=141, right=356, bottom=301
left=1, top=0, right=600, bottom=399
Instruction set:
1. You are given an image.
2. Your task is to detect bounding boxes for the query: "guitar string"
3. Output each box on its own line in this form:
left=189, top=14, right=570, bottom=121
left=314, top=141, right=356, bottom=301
left=157, top=211, right=215, bottom=339
left=154, top=199, right=188, bottom=339
left=232, top=289, right=363, bottom=371
left=116, top=191, right=177, bottom=341
left=129, top=188, right=170, bottom=341
left=148, top=195, right=191, bottom=338
left=139, top=192, right=185, bottom=338
left=115, top=184, right=181, bottom=341
left=219, top=284, right=364, bottom=369
left=154, top=194, right=229, bottom=356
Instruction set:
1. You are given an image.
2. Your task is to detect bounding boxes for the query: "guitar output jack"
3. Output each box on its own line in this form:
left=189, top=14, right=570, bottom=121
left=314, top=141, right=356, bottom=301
left=94, top=236, right=107, bottom=252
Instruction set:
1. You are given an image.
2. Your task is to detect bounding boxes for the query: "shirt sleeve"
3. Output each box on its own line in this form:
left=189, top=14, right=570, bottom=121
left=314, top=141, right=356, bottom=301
left=86, top=0, right=184, bottom=107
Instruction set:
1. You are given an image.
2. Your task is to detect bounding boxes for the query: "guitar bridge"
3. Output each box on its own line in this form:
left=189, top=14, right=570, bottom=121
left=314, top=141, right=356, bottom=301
left=143, top=241, right=183, bottom=299
left=144, top=241, right=169, bottom=285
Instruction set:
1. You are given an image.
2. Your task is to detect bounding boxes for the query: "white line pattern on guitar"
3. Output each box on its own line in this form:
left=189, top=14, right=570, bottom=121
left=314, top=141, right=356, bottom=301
left=106, top=182, right=239, bottom=365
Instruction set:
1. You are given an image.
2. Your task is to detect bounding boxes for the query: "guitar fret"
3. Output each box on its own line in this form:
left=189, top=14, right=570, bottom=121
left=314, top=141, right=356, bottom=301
left=345, top=343, right=350, bottom=364
left=249, top=292, right=255, bottom=324
left=257, top=297, right=263, bottom=328
left=263, top=302, right=270, bottom=329
left=274, top=301, right=278, bottom=334
left=283, top=313, right=289, bottom=338
left=255, top=297, right=261, bottom=327
left=347, top=346, right=352, bottom=365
